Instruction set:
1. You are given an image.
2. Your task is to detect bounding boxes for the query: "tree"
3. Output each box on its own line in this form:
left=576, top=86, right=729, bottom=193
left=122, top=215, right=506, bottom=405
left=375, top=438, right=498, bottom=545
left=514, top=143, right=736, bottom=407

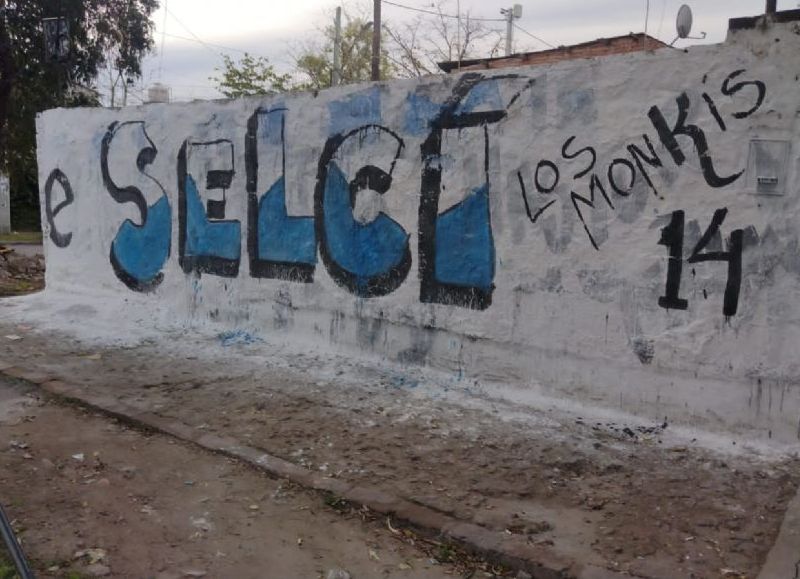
left=383, top=0, right=503, bottom=78
left=101, top=54, right=135, bottom=108
left=0, top=0, right=158, bottom=228
left=289, top=2, right=502, bottom=89
left=211, top=53, right=291, bottom=99
left=293, top=9, right=393, bottom=90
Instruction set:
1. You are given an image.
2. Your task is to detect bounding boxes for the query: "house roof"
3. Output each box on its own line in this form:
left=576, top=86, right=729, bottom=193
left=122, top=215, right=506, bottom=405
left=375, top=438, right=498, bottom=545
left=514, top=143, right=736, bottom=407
left=438, top=33, right=670, bottom=73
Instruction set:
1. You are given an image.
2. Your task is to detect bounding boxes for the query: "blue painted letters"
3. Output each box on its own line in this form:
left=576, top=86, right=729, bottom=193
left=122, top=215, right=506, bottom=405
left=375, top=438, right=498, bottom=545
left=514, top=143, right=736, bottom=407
left=101, top=121, right=171, bottom=292
left=246, top=107, right=316, bottom=282
left=178, top=139, right=241, bottom=277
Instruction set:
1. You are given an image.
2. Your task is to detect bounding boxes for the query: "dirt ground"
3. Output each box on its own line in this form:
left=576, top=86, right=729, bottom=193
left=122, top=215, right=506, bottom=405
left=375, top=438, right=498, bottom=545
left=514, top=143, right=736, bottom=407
left=0, top=313, right=797, bottom=579
left=0, top=245, right=44, bottom=297
left=0, top=256, right=797, bottom=578
left=0, top=376, right=499, bottom=579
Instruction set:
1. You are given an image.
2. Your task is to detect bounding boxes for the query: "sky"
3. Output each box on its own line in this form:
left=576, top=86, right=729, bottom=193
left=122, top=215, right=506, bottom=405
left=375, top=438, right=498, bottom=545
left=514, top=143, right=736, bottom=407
left=115, top=0, right=797, bottom=104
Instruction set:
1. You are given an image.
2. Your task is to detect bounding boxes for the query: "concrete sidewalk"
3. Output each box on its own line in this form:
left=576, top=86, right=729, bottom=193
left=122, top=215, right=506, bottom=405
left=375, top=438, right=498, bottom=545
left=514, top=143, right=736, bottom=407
left=0, top=314, right=796, bottom=579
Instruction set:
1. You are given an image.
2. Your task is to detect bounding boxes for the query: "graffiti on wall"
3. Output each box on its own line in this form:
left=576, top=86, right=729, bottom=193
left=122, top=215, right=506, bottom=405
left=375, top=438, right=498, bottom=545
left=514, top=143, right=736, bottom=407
left=657, top=208, right=743, bottom=316
left=516, top=70, right=764, bottom=248
left=515, top=69, right=764, bottom=316
left=45, top=68, right=767, bottom=316
left=246, top=107, right=316, bottom=283
left=43, top=168, right=74, bottom=249
left=178, top=138, right=240, bottom=277
left=101, top=120, right=172, bottom=291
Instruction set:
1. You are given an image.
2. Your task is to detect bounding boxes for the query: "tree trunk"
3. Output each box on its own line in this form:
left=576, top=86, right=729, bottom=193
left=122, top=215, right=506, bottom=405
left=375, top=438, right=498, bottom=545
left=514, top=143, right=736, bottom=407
left=0, top=0, right=18, bottom=172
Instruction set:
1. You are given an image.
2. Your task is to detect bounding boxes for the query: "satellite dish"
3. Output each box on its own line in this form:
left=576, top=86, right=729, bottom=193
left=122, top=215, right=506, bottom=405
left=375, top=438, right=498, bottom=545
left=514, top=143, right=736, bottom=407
left=670, top=4, right=705, bottom=45
left=676, top=4, right=693, bottom=39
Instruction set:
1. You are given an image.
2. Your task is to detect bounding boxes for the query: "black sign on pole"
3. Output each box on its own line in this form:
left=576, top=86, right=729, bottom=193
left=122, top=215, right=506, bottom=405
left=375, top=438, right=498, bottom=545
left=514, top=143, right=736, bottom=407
left=43, top=16, right=69, bottom=62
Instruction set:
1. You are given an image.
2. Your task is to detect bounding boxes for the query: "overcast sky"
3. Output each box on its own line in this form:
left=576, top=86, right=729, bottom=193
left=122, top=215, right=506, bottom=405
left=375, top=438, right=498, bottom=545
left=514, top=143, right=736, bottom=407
left=120, top=0, right=796, bottom=104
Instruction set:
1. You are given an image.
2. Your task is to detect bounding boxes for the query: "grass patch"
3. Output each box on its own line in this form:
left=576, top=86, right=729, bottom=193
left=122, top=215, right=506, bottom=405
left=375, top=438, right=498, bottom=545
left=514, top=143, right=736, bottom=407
left=0, top=550, right=20, bottom=579
left=435, top=542, right=456, bottom=563
left=0, top=231, right=42, bottom=245
left=322, top=492, right=351, bottom=514
left=0, top=279, right=44, bottom=297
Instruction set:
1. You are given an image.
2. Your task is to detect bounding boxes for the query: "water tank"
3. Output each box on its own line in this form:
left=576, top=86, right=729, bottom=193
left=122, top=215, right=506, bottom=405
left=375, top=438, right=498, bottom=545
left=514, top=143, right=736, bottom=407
left=147, top=83, right=170, bottom=104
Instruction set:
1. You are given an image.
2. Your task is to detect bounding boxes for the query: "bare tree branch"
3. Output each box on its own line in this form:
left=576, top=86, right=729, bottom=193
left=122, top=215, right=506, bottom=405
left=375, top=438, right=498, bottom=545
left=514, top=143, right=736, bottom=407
left=383, top=0, right=503, bottom=78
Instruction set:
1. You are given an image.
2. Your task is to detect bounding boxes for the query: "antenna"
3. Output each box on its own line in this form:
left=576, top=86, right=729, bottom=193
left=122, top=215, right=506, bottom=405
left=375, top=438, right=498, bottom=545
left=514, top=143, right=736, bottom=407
left=500, top=4, right=522, bottom=56
left=670, top=4, right=706, bottom=46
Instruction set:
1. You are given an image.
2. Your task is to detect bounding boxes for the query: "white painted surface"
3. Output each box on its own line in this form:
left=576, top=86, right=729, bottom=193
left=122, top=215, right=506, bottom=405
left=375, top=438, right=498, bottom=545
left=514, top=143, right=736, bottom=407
left=33, top=20, right=800, bottom=443
left=0, top=174, right=10, bottom=235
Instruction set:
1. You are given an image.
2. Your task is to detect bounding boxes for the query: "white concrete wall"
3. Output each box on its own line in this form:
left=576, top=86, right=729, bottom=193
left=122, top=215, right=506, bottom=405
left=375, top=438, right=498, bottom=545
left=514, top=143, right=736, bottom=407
left=36, top=20, right=800, bottom=443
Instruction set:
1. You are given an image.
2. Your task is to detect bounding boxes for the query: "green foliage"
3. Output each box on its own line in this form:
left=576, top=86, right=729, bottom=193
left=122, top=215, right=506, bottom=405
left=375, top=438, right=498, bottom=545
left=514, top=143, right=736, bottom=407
left=322, top=491, right=351, bottom=513
left=0, top=548, right=19, bottom=579
left=435, top=543, right=456, bottom=563
left=211, top=11, right=394, bottom=96
left=0, top=231, right=42, bottom=243
left=211, top=53, right=291, bottom=99
left=0, top=0, right=159, bottom=230
left=294, top=11, right=394, bottom=91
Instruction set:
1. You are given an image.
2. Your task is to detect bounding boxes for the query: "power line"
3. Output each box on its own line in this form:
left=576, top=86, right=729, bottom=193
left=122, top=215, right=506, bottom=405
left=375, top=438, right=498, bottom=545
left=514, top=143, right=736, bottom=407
left=513, top=23, right=555, bottom=49
left=158, top=82, right=219, bottom=88
left=154, top=29, right=294, bottom=66
left=156, top=30, right=294, bottom=62
left=164, top=7, right=222, bottom=58
left=156, top=30, right=240, bottom=55
left=381, top=0, right=505, bottom=22
left=158, top=0, right=168, bottom=79
left=142, top=61, right=218, bottom=86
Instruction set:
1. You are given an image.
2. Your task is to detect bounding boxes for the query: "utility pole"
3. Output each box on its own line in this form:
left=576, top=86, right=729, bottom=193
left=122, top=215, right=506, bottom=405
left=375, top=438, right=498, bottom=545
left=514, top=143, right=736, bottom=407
left=500, top=4, right=522, bottom=56
left=765, top=0, right=777, bottom=13
left=371, top=0, right=381, bottom=81
left=332, top=6, right=342, bottom=86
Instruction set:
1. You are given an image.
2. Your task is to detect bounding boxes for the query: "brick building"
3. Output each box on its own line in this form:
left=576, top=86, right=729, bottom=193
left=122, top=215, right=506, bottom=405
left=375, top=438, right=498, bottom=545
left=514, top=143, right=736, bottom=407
left=438, top=33, right=669, bottom=73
